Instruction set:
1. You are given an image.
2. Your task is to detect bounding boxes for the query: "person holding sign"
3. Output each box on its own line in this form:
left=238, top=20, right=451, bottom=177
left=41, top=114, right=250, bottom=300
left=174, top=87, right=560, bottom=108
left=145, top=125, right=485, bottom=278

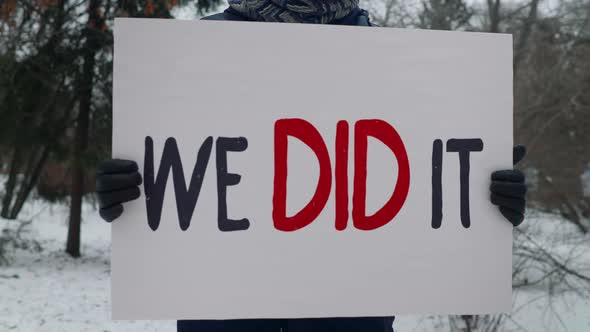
left=98, top=1, right=527, bottom=331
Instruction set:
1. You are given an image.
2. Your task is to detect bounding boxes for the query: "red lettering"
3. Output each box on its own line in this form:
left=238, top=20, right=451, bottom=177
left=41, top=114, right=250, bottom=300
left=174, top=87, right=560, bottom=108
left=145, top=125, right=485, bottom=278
left=352, top=120, right=410, bottom=231
left=335, top=120, right=349, bottom=231
left=273, top=119, right=333, bottom=232
left=273, top=119, right=410, bottom=232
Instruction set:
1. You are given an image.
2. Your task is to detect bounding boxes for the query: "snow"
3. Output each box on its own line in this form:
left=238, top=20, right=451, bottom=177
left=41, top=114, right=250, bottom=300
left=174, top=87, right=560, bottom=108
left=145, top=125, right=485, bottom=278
left=1, top=200, right=589, bottom=331
left=0, top=200, right=174, bottom=332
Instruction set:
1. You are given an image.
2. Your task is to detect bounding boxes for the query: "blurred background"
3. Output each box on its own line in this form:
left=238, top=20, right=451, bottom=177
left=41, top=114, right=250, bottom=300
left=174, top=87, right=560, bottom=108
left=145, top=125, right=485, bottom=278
left=0, top=0, right=589, bottom=331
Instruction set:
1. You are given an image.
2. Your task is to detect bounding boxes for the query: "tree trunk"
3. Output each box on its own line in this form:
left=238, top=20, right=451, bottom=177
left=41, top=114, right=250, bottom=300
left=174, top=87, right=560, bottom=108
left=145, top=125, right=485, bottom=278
left=1, top=148, right=21, bottom=219
left=66, top=0, right=102, bottom=257
left=9, top=146, right=50, bottom=219
left=487, top=0, right=501, bottom=33
left=514, top=0, right=540, bottom=72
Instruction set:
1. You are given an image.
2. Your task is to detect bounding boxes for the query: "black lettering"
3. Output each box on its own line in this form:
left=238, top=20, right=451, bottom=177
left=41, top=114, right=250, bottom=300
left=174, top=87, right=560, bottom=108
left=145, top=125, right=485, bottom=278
left=216, top=137, right=250, bottom=232
left=144, top=136, right=213, bottom=231
left=446, top=138, right=484, bottom=228
left=431, top=139, right=443, bottom=229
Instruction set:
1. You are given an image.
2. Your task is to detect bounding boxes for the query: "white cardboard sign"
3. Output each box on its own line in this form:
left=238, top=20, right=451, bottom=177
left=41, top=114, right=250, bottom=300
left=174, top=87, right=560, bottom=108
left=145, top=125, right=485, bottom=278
left=112, top=18, right=513, bottom=319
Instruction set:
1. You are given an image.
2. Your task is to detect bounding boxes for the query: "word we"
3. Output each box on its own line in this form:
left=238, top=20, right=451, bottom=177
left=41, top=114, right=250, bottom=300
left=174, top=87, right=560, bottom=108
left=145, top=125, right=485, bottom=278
left=144, top=136, right=248, bottom=231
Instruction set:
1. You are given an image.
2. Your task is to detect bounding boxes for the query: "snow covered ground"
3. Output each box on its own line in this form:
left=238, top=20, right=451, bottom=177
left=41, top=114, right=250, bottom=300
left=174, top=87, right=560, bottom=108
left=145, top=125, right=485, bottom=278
left=1, top=200, right=589, bottom=331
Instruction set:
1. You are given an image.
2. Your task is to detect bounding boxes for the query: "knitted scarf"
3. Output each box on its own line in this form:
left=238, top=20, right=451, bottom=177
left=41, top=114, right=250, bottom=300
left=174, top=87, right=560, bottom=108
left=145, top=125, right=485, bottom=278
left=228, top=0, right=360, bottom=24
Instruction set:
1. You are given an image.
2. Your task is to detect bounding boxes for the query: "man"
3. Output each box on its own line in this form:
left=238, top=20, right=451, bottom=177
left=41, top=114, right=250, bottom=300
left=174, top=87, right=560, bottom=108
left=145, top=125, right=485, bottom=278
left=97, top=1, right=527, bottom=331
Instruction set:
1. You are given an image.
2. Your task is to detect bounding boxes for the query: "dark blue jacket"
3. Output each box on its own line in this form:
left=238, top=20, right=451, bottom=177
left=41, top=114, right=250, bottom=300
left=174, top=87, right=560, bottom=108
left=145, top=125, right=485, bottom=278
left=178, top=7, right=393, bottom=332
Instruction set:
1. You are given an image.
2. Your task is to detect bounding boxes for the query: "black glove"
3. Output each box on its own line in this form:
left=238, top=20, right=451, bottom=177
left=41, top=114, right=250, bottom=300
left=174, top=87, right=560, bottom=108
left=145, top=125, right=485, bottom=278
left=490, top=145, right=527, bottom=226
left=96, top=159, right=142, bottom=222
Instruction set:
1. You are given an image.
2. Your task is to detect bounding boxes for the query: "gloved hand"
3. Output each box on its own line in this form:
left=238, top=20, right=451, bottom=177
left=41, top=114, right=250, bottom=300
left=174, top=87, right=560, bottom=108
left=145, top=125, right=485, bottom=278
left=96, top=159, right=142, bottom=222
left=490, top=145, right=527, bottom=226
